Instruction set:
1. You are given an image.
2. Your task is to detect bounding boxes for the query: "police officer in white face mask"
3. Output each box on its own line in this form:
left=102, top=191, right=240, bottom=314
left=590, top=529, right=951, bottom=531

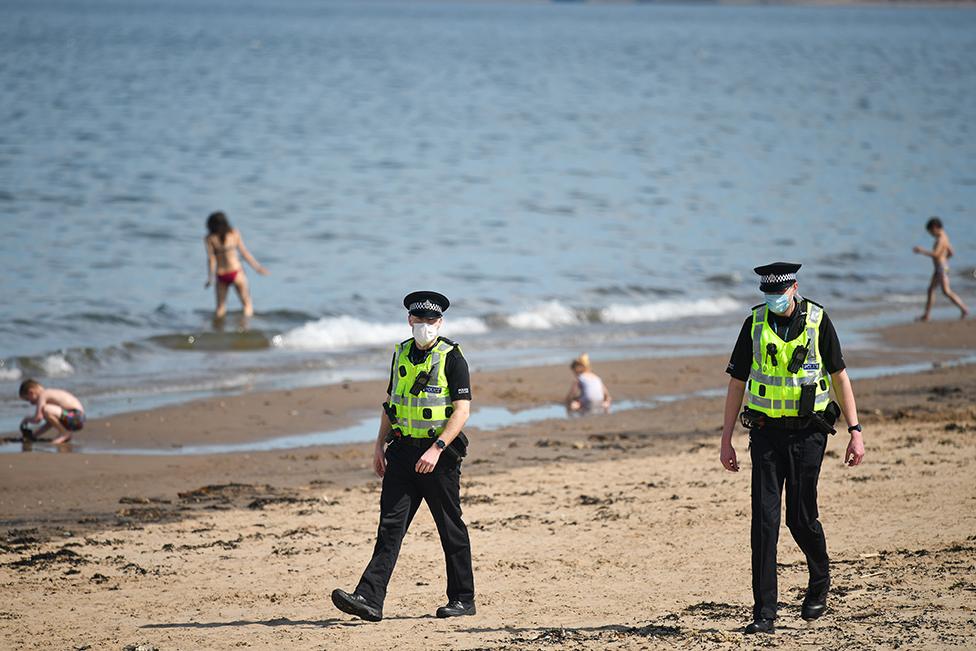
left=332, top=291, right=475, bottom=622
left=720, top=262, right=865, bottom=635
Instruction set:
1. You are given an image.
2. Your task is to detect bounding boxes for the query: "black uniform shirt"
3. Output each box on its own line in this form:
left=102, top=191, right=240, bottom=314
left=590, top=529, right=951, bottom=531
left=726, top=298, right=845, bottom=382
left=386, top=337, right=472, bottom=402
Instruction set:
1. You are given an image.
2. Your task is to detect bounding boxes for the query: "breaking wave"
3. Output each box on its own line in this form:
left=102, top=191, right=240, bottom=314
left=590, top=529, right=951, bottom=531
left=10, top=353, right=77, bottom=379
left=274, top=316, right=489, bottom=351
left=503, top=301, right=580, bottom=330
left=274, top=297, right=742, bottom=350
left=0, top=364, right=23, bottom=381
left=601, top=297, right=742, bottom=324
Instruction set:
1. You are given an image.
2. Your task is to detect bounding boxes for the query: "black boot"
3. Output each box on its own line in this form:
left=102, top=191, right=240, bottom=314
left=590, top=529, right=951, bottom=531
left=435, top=600, right=476, bottom=618
left=801, top=586, right=828, bottom=621
left=331, top=589, right=382, bottom=622
left=744, top=618, right=775, bottom=634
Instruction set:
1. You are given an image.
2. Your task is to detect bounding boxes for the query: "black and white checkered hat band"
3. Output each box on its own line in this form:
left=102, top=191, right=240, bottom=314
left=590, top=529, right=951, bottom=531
left=409, top=300, right=443, bottom=314
left=761, top=273, right=795, bottom=285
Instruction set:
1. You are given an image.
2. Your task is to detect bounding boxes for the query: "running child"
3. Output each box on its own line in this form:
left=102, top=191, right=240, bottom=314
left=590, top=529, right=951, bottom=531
left=913, top=217, right=968, bottom=320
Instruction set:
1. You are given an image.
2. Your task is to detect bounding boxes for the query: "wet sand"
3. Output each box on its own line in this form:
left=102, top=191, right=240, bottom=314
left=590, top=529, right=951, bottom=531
left=1, top=320, right=974, bottom=649
left=879, top=318, right=976, bottom=350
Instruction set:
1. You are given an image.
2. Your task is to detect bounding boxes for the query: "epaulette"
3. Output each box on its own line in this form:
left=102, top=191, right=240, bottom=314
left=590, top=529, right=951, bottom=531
left=398, top=337, right=413, bottom=346
left=804, top=298, right=825, bottom=309
left=750, top=303, right=765, bottom=310
left=438, top=336, right=458, bottom=347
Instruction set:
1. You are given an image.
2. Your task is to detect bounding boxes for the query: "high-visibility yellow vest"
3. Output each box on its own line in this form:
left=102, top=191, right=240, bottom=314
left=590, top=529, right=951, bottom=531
left=388, top=338, right=457, bottom=438
left=746, top=300, right=831, bottom=418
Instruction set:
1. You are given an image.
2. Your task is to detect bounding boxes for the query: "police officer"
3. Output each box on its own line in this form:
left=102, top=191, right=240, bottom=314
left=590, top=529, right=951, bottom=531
left=720, top=262, right=865, bottom=634
left=331, top=291, right=475, bottom=622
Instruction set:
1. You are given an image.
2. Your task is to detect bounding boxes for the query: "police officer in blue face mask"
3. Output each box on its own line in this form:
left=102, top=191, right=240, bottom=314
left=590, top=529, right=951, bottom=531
left=331, top=291, right=475, bottom=623
left=719, top=262, right=865, bottom=635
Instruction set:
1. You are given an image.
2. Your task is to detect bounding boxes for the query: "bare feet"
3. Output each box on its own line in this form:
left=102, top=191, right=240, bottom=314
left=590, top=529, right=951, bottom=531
left=916, top=314, right=930, bottom=322
left=961, top=309, right=969, bottom=320
left=52, top=433, right=73, bottom=445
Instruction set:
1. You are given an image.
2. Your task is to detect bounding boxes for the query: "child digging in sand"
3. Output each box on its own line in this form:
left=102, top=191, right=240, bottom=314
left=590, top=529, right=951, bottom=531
left=18, top=379, right=85, bottom=444
left=913, top=216, right=969, bottom=321
left=565, top=353, right=612, bottom=416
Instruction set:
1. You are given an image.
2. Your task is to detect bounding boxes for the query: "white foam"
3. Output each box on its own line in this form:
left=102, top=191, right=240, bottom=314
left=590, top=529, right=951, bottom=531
left=0, top=366, right=22, bottom=381
left=445, top=317, right=491, bottom=336
left=882, top=294, right=922, bottom=304
left=505, top=301, right=580, bottom=330
left=275, top=315, right=488, bottom=351
left=40, top=354, right=75, bottom=377
left=601, top=297, right=741, bottom=324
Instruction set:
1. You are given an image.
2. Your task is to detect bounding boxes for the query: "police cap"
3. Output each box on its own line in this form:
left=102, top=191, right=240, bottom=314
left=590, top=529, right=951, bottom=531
left=403, top=291, right=450, bottom=318
left=754, top=262, right=802, bottom=292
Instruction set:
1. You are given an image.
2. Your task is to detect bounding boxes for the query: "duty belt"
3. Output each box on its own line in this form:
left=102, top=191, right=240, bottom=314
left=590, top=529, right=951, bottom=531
left=394, top=436, right=436, bottom=447
left=741, top=403, right=839, bottom=435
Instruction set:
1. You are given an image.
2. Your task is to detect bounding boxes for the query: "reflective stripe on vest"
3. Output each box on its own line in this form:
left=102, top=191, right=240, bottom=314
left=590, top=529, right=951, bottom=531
left=746, top=300, right=831, bottom=418
left=390, top=339, right=457, bottom=438
left=389, top=394, right=451, bottom=408
left=747, top=394, right=830, bottom=411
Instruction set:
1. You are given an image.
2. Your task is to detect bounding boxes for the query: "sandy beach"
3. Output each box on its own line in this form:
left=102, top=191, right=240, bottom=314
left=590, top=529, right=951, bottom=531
left=5, top=0, right=976, bottom=648
left=1, top=320, right=974, bottom=650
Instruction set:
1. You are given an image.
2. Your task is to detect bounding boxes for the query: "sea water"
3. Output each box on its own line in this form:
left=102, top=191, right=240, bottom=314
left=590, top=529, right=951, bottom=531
left=2, top=0, right=975, bottom=423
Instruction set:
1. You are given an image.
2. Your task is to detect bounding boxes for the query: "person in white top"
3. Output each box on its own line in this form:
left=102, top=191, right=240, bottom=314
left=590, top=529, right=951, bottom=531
left=565, top=353, right=611, bottom=416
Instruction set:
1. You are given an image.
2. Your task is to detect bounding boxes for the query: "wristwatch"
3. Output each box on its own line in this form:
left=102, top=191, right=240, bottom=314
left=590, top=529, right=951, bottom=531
left=434, top=439, right=447, bottom=450
left=847, top=424, right=862, bottom=434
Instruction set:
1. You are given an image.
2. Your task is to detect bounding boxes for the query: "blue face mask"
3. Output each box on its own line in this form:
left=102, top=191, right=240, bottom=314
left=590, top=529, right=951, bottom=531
left=764, top=292, right=793, bottom=315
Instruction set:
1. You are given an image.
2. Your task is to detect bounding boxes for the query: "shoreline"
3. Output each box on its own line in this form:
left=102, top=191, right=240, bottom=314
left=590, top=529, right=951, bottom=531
left=0, top=319, right=972, bottom=525
left=0, top=322, right=973, bottom=649
left=2, top=318, right=972, bottom=453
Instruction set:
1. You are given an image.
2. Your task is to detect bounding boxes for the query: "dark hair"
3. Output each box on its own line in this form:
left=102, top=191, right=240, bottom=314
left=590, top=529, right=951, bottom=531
left=19, top=378, right=40, bottom=399
left=925, top=217, right=943, bottom=231
left=207, top=211, right=232, bottom=244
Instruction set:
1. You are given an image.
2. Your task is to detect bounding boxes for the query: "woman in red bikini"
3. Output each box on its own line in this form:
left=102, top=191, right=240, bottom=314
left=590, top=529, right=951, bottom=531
left=204, top=212, right=269, bottom=320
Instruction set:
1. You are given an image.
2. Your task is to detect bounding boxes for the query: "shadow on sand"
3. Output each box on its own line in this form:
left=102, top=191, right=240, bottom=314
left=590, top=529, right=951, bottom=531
left=459, top=622, right=688, bottom=644
left=141, top=617, right=345, bottom=630
left=140, top=614, right=432, bottom=630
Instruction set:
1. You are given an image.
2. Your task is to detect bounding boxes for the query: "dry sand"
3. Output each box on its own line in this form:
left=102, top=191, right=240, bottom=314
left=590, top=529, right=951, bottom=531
left=1, top=319, right=974, bottom=650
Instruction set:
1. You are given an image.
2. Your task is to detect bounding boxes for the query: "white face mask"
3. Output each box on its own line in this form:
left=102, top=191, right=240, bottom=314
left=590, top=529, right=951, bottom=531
left=412, top=322, right=440, bottom=347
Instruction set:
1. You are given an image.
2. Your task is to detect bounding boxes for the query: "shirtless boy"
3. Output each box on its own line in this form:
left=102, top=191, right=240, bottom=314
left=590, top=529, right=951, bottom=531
left=18, top=379, right=85, bottom=444
left=913, top=217, right=969, bottom=321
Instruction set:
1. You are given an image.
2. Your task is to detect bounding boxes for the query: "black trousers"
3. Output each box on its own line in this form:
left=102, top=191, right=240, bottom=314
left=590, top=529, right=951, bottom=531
left=750, top=427, right=830, bottom=620
left=355, top=441, right=475, bottom=609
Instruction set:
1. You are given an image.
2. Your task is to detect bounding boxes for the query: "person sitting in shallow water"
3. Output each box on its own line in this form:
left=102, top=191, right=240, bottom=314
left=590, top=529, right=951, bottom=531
left=204, top=211, right=269, bottom=320
left=18, top=379, right=85, bottom=445
left=565, top=353, right=611, bottom=416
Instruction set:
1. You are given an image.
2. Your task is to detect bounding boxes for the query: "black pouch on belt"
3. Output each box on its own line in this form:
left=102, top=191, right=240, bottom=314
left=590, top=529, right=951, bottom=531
left=739, top=408, right=765, bottom=430
left=382, top=401, right=399, bottom=425
left=453, top=432, right=469, bottom=457
left=382, top=402, right=403, bottom=443
left=798, top=384, right=816, bottom=416
left=823, top=400, right=841, bottom=427
left=441, top=432, right=469, bottom=462
left=808, top=411, right=837, bottom=436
